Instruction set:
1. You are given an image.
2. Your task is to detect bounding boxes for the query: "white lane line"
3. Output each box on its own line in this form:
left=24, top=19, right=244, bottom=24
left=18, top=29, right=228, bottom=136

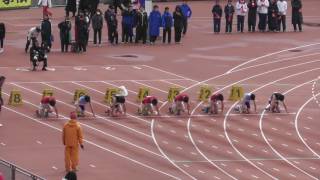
left=307, top=116, right=313, bottom=120
left=304, top=127, right=311, bottom=130
left=170, top=130, right=176, bottom=134
left=286, top=132, right=292, bottom=136
left=251, top=175, right=259, bottom=179
left=162, top=141, right=169, bottom=145
left=36, top=140, right=42, bottom=145
left=198, top=170, right=205, bottom=174
left=190, top=152, right=197, bottom=156
left=197, top=140, right=204, bottom=144
left=133, top=66, right=142, bottom=70
left=211, top=145, right=218, bottom=149
left=273, top=168, right=280, bottom=172
left=271, top=127, right=278, bottom=131
left=232, top=139, right=239, bottom=143
left=257, top=162, right=264, bottom=166
left=281, top=144, right=288, bottom=147
left=52, top=166, right=58, bottom=170
left=89, top=164, right=96, bottom=168
left=132, top=80, right=167, bottom=93
left=205, top=129, right=210, bottom=133
left=296, top=148, right=304, bottom=152
left=0, top=142, right=6, bottom=146
left=243, top=118, right=249, bottom=121
left=310, top=166, right=316, bottom=170
left=214, top=176, right=221, bottom=179
left=161, top=80, right=187, bottom=89
left=238, top=128, right=244, bottom=132
left=236, top=169, right=243, bottom=173
left=176, top=146, right=183, bottom=150
left=248, top=145, right=254, bottom=148
left=219, top=134, right=225, bottom=138
left=183, top=164, right=190, bottom=168
left=227, top=151, right=233, bottom=154
left=275, top=117, right=282, bottom=120
left=2, top=105, right=179, bottom=180
left=220, top=163, right=227, bottom=167
left=289, top=173, right=297, bottom=178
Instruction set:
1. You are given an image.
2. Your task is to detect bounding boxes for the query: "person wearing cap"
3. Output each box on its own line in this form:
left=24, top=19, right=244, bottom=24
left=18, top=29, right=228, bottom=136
left=236, top=92, right=257, bottom=114
left=75, top=95, right=94, bottom=117
left=224, top=0, right=235, bottom=33
left=169, top=93, right=190, bottom=115
left=63, top=112, right=84, bottom=172
left=58, top=16, right=72, bottom=52
left=25, top=26, right=41, bottom=53
left=236, top=0, right=248, bottom=33
left=139, top=96, right=160, bottom=116
left=107, top=86, right=128, bottom=117
left=0, top=76, right=5, bottom=112
left=36, top=96, right=58, bottom=118
left=266, top=92, right=288, bottom=113
left=149, top=5, right=162, bottom=44
left=212, top=0, right=223, bottom=34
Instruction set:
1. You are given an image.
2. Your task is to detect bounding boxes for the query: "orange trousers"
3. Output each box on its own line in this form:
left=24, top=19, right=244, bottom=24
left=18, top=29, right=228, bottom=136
left=65, top=146, right=79, bottom=171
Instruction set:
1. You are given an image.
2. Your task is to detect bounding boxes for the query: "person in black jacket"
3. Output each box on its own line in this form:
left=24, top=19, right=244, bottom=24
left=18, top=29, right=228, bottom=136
left=173, top=6, right=184, bottom=43
left=41, top=15, right=52, bottom=52
left=77, top=15, right=88, bottom=52
left=135, top=6, right=148, bottom=44
left=0, top=76, right=5, bottom=112
left=0, top=22, right=5, bottom=53
left=268, top=0, right=279, bottom=32
left=58, top=17, right=72, bottom=52
left=224, top=0, right=235, bottom=33
left=212, top=0, right=222, bottom=34
left=247, top=0, right=257, bottom=32
left=109, top=8, right=118, bottom=45
left=291, top=0, right=303, bottom=32
left=66, top=0, right=76, bottom=17
left=105, top=5, right=113, bottom=43
left=92, top=9, right=104, bottom=46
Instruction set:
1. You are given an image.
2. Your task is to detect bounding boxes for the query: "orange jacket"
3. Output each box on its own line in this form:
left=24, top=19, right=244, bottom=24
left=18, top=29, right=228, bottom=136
left=62, top=119, right=83, bottom=147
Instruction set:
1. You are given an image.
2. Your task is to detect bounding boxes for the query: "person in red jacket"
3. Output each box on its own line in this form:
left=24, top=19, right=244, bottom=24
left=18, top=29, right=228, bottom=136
left=139, top=96, right=160, bottom=116
left=169, top=93, right=190, bottom=115
left=36, top=96, right=58, bottom=118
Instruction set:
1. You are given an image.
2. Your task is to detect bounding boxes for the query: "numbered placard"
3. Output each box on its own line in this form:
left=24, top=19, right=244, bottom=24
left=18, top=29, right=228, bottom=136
left=42, top=89, right=53, bottom=97
left=8, top=90, right=23, bottom=106
left=198, top=86, right=212, bottom=102
left=167, top=87, right=180, bottom=103
left=137, top=87, right=150, bottom=102
left=73, top=89, right=87, bottom=103
left=104, top=88, right=119, bottom=104
left=229, top=85, right=244, bottom=101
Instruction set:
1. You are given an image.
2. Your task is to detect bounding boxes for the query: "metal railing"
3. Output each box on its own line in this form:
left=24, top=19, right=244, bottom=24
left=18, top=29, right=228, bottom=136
left=0, top=158, right=45, bottom=180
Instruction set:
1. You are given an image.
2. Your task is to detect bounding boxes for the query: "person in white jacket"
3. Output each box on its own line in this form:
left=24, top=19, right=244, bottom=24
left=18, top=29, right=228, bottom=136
left=236, top=0, right=248, bottom=32
left=257, top=0, right=269, bottom=32
left=277, top=0, right=287, bottom=32
left=38, top=0, right=52, bottom=17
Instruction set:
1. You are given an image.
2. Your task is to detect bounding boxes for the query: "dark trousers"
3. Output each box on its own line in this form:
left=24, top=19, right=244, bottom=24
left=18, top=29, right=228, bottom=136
left=174, top=26, right=182, bottom=43
left=293, top=23, right=302, bottom=32
left=258, top=13, right=267, bottom=31
left=42, top=35, right=52, bottom=48
left=61, top=40, right=69, bottom=52
left=93, top=28, right=102, bottom=44
left=150, top=36, right=157, bottom=43
left=25, top=37, right=36, bottom=53
left=123, top=26, right=132, bottom=43
left=110, top=29, right=118, bottom=44
left=237, top=15, right=245, bottom=32
left=78, top=42, right=86, bottom=52
left=0, top=38, right=3, bottom=48
left=107, top=26, right=112, bottom=42
left=163, top=27, right=171, bottom=43
left=135, top=27, right=147, bottom=44
left=182, top=17, right=188, bottom=35
left=277, top=15, right=286, bottom=32
left=213, top=19, right=221, bottom=33
left=225, top=20, right=233, bottom=33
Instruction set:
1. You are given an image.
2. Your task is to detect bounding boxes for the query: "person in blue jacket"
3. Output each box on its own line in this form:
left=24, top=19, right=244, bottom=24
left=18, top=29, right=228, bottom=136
left=122, top=5, right=135, bottom=43
left=148, top=5, right=162, bottom=44
left=162, top=7, right=173, bottom=44
left=180, top=1, right=192, bottom=36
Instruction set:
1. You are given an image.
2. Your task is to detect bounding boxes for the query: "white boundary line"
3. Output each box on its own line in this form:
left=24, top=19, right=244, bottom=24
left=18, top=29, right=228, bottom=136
left=258, top=78, right=320, bottom=179
left=1, top=102, right=179, bottom=180
left=295, top=93, right=320, bottom=160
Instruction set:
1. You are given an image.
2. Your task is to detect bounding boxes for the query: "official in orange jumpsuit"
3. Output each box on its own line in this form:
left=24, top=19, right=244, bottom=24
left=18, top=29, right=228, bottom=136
left=63, top=112, right=84, bottom=172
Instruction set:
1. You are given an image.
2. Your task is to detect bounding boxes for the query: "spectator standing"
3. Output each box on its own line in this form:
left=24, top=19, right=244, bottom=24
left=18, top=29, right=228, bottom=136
left=63, top=112, right=84, bottom=172
left=109, top=8, right=119, bottom=44
left=247, top=0, right=258, bottom=32
left=58, top=17, right=72, bottom=52
left=0, top=22, right=5, bottom=53
left=180, top=1, right=192, bottom=36
left=291, top=0, right=303, bottom=32
left=0, top=76, right=5, bottom=112
left=212, top=0, right=223, bottom=34
left=257, top=0, right=269, bottom=32
left=148, top=5, right=162, bottom=44
left=122, top=6, right=134, bottom=43
left=92, top=9, right=104, bottom=46
left=38, top=0, right=52, bottom=17
left=173, top=6, right=184, bottom=43
left=236, top=0, right=248, bottom=33
left=41, top=15, right=52, bottom=51
left=135, top=6, right=148, bottom=44
left=268, top=0, right=279, bottom=32
left=277, top=0, right=287, bottom=32
left=66, top=0, right=77, bottom=17
left=105, top=5, right=113, bottom=43
left=224, top=0, right=235, bottom=33
left=162, top=7, right=173, bottom=44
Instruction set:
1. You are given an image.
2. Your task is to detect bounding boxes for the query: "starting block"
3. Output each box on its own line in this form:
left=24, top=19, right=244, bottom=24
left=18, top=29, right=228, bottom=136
left=167, top=87, right=180, bottom=103
left=229, top=85, right=244, bottom=101
left=198, top=86, right=212, bottom=102
left=42, top=89, right=54, bottom=97
left=137, top=87, right=150, bottom=102
left=73, top=89, right=87, bottom=103
left=104, top=88, right=119, bottom=104
left=8, top=90, right=23, bottom=106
